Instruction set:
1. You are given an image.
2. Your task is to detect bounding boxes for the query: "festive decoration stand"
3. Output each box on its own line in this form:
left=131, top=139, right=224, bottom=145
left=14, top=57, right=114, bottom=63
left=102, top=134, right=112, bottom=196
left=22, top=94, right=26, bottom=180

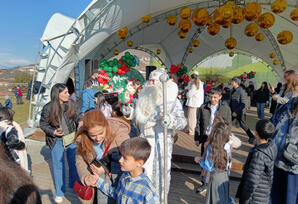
left=96, top=52, right=145, bottom=103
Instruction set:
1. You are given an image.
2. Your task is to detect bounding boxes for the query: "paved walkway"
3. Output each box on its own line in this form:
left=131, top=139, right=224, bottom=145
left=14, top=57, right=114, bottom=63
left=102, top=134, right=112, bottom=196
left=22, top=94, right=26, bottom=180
left=26, top=107, right=269, bottom=203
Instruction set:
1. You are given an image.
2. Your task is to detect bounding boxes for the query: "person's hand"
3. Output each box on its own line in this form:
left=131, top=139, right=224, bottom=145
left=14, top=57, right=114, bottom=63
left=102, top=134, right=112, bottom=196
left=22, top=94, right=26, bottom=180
left=232, top=112, right=237, bottom=117
left=194, top=156, right=200, bottom=164
left=272, top=94, right=278, bottom=101
left=53, top=129, right=64, bottom=137
left=195, top=141, right=200, bottom=147
left=84, top=174, right=99, bottom=187
left=90, top=164, right=105, bottom=175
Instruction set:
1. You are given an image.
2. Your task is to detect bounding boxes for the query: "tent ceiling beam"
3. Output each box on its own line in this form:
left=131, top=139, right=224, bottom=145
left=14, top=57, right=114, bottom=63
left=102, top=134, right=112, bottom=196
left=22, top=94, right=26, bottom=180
left=135, top=47, right=166, bottom=66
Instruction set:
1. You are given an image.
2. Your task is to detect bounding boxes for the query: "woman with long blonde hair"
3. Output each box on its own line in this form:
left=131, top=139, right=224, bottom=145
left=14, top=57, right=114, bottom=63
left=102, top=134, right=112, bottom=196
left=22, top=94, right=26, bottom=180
left=185, top=71, right=204, bottom=136
left=75, top=110, right=129, bottom=203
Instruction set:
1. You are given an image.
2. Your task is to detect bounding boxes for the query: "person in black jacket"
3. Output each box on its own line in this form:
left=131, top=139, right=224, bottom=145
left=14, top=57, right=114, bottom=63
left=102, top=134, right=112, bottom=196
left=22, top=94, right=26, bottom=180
left=236, top=119, right=277, bottom=204
left=230, top=77, right=255, bottom=144
left=255, top=82, right=270, bottom=120
left=39, top=83, right=83, bottom=204
left=269, top=82, right=282, bottom=114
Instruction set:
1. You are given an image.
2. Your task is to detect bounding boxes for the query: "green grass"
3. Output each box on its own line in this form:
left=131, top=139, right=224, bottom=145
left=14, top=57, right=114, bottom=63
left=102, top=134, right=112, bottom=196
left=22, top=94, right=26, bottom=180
left=0, top=96, right=29, bottom=126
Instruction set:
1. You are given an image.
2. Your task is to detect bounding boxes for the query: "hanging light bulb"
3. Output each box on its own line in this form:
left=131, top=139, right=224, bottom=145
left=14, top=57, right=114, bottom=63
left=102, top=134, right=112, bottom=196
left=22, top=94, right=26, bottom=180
left=258, top=12, right=275, bottom=29
left=229, top=51, right=234, bottom=57
left=188, top=48, right=193, bottom=53
left=244, top=2, right=262, bottom=21
left=208, top=23, right=220, bottom=35
left=178, top=31, right=187, bottom=38
left=179, top=19, right=192, bottom=33
left=273, top=60, right=279, bottom=65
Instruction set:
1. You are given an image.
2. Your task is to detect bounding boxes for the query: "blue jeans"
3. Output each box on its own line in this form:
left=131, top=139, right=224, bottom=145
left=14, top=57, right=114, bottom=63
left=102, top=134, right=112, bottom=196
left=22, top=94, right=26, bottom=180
left=257, top=102, right=265, bottom=120
left=51, top=140, right=78, bottom=197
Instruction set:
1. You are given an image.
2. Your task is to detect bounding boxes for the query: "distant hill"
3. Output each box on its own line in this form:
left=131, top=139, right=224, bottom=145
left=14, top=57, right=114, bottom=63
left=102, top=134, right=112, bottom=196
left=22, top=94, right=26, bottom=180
left=0, top=65, right=35, bottom=82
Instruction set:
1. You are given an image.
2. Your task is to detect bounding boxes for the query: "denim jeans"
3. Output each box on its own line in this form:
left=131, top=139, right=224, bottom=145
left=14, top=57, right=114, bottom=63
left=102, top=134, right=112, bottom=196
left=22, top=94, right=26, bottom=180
left=51, top=140, right=78, bottom=197
left=257, top=102, right=266, bottom=120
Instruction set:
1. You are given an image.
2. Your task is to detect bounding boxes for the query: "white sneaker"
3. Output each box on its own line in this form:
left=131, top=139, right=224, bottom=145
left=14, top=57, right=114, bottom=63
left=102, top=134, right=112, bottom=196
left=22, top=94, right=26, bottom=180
left=54, top=196, right=63, bottom=203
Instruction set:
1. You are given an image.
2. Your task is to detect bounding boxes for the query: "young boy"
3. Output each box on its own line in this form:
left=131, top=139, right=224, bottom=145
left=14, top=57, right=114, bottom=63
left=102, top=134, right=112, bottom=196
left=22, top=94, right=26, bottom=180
left=88, top=137, right=158, bottom=204
left=236, top=119, right=277, bottom=204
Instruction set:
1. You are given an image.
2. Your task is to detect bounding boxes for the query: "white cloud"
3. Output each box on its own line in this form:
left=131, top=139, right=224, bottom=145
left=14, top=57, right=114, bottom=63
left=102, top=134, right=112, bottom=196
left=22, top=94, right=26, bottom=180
left=0, top=54, right=32, bottom=68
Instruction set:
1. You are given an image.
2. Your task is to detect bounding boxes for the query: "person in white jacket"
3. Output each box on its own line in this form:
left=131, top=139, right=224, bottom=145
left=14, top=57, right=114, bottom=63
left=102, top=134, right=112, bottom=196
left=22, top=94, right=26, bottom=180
left=186, top=71, right=204, bottom=136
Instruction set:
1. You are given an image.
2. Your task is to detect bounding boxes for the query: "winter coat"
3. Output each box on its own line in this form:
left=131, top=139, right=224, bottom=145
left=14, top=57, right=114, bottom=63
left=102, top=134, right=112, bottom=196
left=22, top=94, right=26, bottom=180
left=186, top=82, right=204, bottom=108
left=5, top=99, right=12, bottom=109
left=39, top=102, right=83, bottom=149
left=194, top=100, right=232, bottom=143
left=271, top=97, right=298, bottom=174
left=236, top=140, right=277, bottom=204
left=230, top=86, right=247, bottom=115
left=75, top=117, right=130, bottom=185
left=81, top=88, right=97, bottom=113
left=277, top=84, right=298, bottom=105
left=255, top=88, right=269, bottom=103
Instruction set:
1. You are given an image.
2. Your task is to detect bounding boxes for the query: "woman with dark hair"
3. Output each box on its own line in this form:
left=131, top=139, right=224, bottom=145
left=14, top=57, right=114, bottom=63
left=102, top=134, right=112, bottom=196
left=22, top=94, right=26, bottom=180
left=185, top=71, right=204, bottom=136
left=272, top=70, right=298, bottom=107
left=270, top=82, right=282, bottom=114
left=94, top=92, right=112, bottom=117
left=255, top=81, right=270, bottom=120
left=75, top=110, right=129, bottom=203
left=39, top=83, right=83, bottom=203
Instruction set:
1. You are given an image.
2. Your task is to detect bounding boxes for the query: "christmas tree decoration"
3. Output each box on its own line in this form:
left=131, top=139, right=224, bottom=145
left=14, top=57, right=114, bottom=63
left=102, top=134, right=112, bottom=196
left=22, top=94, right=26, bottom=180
left=141, top=14, right=151, bottom=23
left=208, top=23, right=220, bottom=35
left=255, top=33, right=265, bottom=41
left=245, top=23, right=259, bottom=37
left=225, top=37, right=237, bottom=49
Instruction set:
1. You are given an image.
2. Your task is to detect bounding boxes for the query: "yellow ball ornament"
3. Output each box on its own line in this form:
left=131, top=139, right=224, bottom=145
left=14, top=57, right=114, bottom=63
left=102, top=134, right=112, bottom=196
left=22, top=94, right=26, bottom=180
left=179, top=19, right=192, bottom=33
left=156, top=49, right=161, bottom=55
left=167, top=15, right=178, bottom=26
left=255, top=33, right=265, bottom=41
left=117, top=27, right=128, bottom=39
left=290, top=8, right=298, bottom=21
left=180, top=7, right=191, bottom=19
left=141, top=15, right=151, bottom=23
left=222, top=21, right=231, bottom=28
left=269, top=53, right=276, bottom=58
left=271, top=0, right=288, bottom=14
left=277, top=30, right=293, bottom=45
left=258, top=12, right=275, bottom=29
left=178, top=31, right=187, bottom=38
left=225, top=37, right=237, bottom=50
left=225, top=1, right=236, bottom=10
left=127, top=41, right=133, bottom=47
left=273, top=60, right=279, bottom=65
left=114, top=50, right=119, bottom=55
left=192, top=40, right=200, bottom=47
left=245, top=23, right=259, bottom=37
left=188, top=48, right=193, bottom=53
left=208, top=23, right=220, bottom=35
left=192, top=8, right=209, bottom=26
left=244, top=2, right=262, bottom=21
left=232, top=7, right=245, bottom=24
left=229, top=51, right=234, bottom=57
left=213, top=6, right=233, bottom=25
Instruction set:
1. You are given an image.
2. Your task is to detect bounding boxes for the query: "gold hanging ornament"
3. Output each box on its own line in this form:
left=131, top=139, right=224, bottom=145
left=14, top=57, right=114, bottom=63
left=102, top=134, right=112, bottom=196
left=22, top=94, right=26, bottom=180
left=225, top=37, right=237, bottom=49
left=290, top=8, right=298, bottom=21
left=225, top=1, right=236, bottom=10
left=244, top=2, right=262, bottom=21
left=207, top=16, right=213, bottom=26
left=156, top=49, right=161, bottom=55
left=114, top=50, right=119, bottom=55
left=188, top=48, right=193, bottom=53
left=273, top=60, right=279, bottom=65
left=180, top=7, right=191, bottom=19
left=141, top=15, right=151, bottom=23
left=271, top=0, right=288, bottom=14
left=245, top=23, right=259, bottom=37
left=178, top=31, right=187, bottom=38
left=269, top=53, right=276, bottom=58
left=167, top=15, right=178, bottom=26
left=213, top=6, right=233, bottom=25
left=208, top=23, right=220, bottom=35
left=127, top=41, right=133, bottom=47
left=232, top=7, right=244, bottom=24
left=222, top=21, right=231, bottom=28
left=258, top=13, right=275, bottom=29
left=192, top=8, right=209, bottom=26
left=277, top=30, right=293, bottom=45
left=229, top=51, right=234, bottom=57
left=192, top=40, right=200, bottom=47
left=117, top=27, right=128, bottom=39
left=179, top=19, right=192, bottom=33
left=255, top=33, right=265, bottom=41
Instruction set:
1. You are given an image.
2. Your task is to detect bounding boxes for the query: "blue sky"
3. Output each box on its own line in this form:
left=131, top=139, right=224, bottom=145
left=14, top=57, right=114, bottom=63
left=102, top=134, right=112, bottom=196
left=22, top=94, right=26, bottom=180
left=0, top=0, right=91, bottom=68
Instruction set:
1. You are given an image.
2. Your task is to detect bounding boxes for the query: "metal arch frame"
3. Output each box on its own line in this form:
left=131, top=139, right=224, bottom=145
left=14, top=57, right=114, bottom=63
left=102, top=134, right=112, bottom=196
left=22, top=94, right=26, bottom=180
left=134, top=46, right=167, bottom=67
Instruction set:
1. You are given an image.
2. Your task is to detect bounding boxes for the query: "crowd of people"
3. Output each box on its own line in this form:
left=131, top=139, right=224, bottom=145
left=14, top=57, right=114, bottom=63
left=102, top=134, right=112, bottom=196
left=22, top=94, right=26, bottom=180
left=0, top=68, right=297, bottom=204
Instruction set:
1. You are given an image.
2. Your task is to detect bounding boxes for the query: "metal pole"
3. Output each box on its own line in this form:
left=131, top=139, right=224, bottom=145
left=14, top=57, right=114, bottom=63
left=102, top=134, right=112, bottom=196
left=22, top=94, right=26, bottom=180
left=160, top=73, right=168, bottom=204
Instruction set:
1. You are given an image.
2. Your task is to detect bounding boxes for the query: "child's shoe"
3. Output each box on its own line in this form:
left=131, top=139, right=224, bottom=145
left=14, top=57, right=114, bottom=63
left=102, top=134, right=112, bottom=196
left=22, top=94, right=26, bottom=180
left=195, top=183, right=207, bottom=194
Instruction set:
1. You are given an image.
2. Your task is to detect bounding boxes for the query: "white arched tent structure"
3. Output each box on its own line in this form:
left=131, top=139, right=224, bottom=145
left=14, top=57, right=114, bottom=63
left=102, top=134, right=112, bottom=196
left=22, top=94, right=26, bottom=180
left=29, top=0, right=298, bottom=127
